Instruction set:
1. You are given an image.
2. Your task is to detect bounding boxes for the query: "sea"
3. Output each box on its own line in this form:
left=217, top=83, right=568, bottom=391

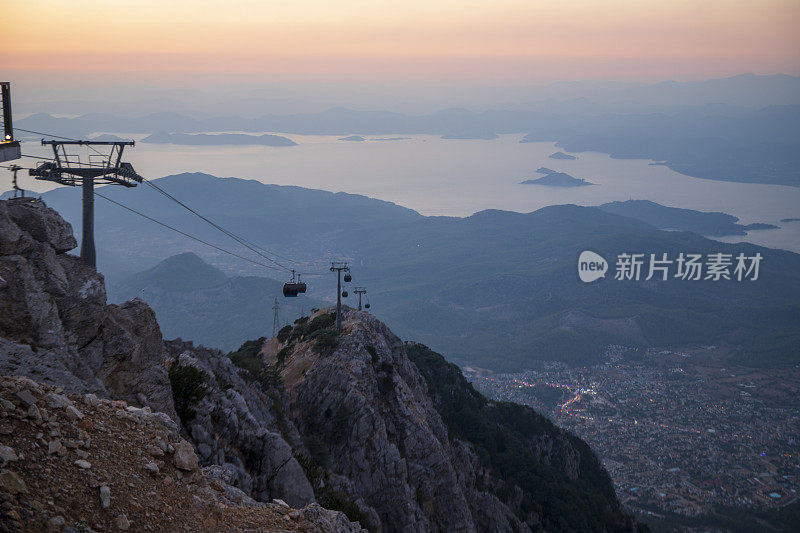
left=9, top=133, right=800, bottom=253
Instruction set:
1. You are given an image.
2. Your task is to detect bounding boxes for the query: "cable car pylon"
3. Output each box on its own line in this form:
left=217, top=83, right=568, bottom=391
left=330, top=262, right=350, bottom=332
left=354, top=287, right=367, bottom=311
left=8, top=165, right=26, bottom=198
left=29, top=139, right=142, bottom=268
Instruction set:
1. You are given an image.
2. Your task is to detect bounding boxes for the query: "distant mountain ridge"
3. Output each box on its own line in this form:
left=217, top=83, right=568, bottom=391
left=110, top=252, right=325, bottom=350
left=0, top=200, right=634, bottom=531
left=598, top=200, right=778, bottom=236
left=143, top=132, right=297, bottom=146
left=116, top=252, right=228, bottom=293
left=16, top=80, right=800, bottom=186
left=78, top=174, right=800, bottom=370
left=24, top=172, right=422, bottom=279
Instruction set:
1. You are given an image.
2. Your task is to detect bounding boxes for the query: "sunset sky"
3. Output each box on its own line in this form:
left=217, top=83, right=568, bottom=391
left=3, top=0, right=799, bottom=84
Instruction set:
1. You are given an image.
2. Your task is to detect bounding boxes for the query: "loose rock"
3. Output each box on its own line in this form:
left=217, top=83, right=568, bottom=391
left=115, top=513, right=131, bottom=530
left=99, top=485, right=111, bottom=509
left=172, top=441, right=198, bottom=471
left=46, top=515, right=65, bottom=533
left=14, top=389, right=37, bottom=408
left=0, top=469, right=27, bottom=494
left=48, top=440, right=63, bottom=455
left=0, top=444, right=18, bottom=465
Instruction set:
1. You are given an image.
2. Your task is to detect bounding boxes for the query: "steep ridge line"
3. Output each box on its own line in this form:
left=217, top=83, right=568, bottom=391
left=0, top=197, right=640, bottom=532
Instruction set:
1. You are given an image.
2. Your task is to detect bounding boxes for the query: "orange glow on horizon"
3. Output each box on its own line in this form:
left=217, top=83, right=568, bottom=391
left=2, top=0, right=799, bottom=82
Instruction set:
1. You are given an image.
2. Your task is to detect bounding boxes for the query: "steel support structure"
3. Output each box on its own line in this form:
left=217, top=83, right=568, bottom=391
left=330, top=262, right=350, bottom=332
left=29, top=140, right=142, bottom=268
left=354, top=287, right=367, bottom=311
left=272, top=297, right=280, bottom=338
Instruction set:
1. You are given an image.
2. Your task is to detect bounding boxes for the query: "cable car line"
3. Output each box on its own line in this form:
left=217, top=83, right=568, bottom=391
left=15, top=125, right=309, bottom=275
left=16, top=128, right=85, bottom=141
left=7, top=129, right=349, bottom=299
left=16, top=128, right=107, bottom=156
left=93, top=191, right=288, bottom=273
left=6, top=160, right=319, bottom=278
left=139, top=177, right=298, bottom=273
left=140, top=176, right=300, bottom=265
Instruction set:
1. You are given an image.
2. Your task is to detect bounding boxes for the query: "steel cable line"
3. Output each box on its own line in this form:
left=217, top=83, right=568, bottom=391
left=0, top=165, right=290, bottom=274
left=141, top=176, right=299, bottom=264
left=140, top=177, right=301, bottom=273
left=12, top=127, right=322, bottom=276
left=15, top=128, right=111, bottom=157
left=15, top=128, right=84, bottom=141
left=93, top=192, right=288, bottom=273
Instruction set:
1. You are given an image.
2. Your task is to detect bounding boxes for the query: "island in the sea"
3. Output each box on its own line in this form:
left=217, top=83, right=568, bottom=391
left=780, top=217, right=800, bottom=223
left=142, top=132, right=297, bottom=146
left=521, top=172, right=594, bottom=187
left=598, top=200, right=779, bottom=237
left=339, top=135, right=366, bottom=142
left=549, top=151, right=577, bottom=160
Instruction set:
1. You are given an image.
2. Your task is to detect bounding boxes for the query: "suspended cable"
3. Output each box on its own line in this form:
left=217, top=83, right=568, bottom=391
left=16, top=128, right=108, bottom=156
left=15, top=128, right=81, bottom=141
left=14, top=127, right=324, bottom=276
left=140, top=177, right=299, bottom=273
left=3, top=164, right=329, bottom=276
left=93, top=191, right=288, bottom=273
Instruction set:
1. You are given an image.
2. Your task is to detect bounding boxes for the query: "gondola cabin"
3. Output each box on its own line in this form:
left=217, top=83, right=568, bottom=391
left=283, top=271, right=307, bottom=297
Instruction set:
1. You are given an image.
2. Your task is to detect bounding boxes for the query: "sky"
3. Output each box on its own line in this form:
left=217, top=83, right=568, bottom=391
left=3, top=0, right=800, bottom=86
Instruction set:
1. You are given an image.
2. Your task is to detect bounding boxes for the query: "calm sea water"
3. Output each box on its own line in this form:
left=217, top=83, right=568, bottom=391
left=10, top=133, right=800, bottom=252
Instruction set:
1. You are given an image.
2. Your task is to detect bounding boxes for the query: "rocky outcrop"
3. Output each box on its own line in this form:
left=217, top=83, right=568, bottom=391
left=0, top=198, right=176, bottom=420
left=0, top=374, right=360, bottom=532
left=0, top=198, right=629, bottom=532
left=263, top=308, right=633, bottom=533
left=263, top=309, right=530, bottom=532
left=164, top=339, right=315, bottom=508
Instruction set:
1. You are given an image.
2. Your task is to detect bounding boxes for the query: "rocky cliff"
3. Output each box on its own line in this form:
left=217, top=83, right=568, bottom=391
left=248, top=309, right=634, bottom=532
left=0, top=198, right=175, bottom=420
left=0, top=198, right=360, bottom=532
left=0, top=198, right=634, bottom=532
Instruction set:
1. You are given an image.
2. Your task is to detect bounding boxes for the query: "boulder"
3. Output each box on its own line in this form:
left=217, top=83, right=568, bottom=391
left=173, top=440, right=199, bottom=471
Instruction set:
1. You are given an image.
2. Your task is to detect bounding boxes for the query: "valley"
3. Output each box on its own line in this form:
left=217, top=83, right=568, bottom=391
left=471, top=346, right=800, bottom=529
